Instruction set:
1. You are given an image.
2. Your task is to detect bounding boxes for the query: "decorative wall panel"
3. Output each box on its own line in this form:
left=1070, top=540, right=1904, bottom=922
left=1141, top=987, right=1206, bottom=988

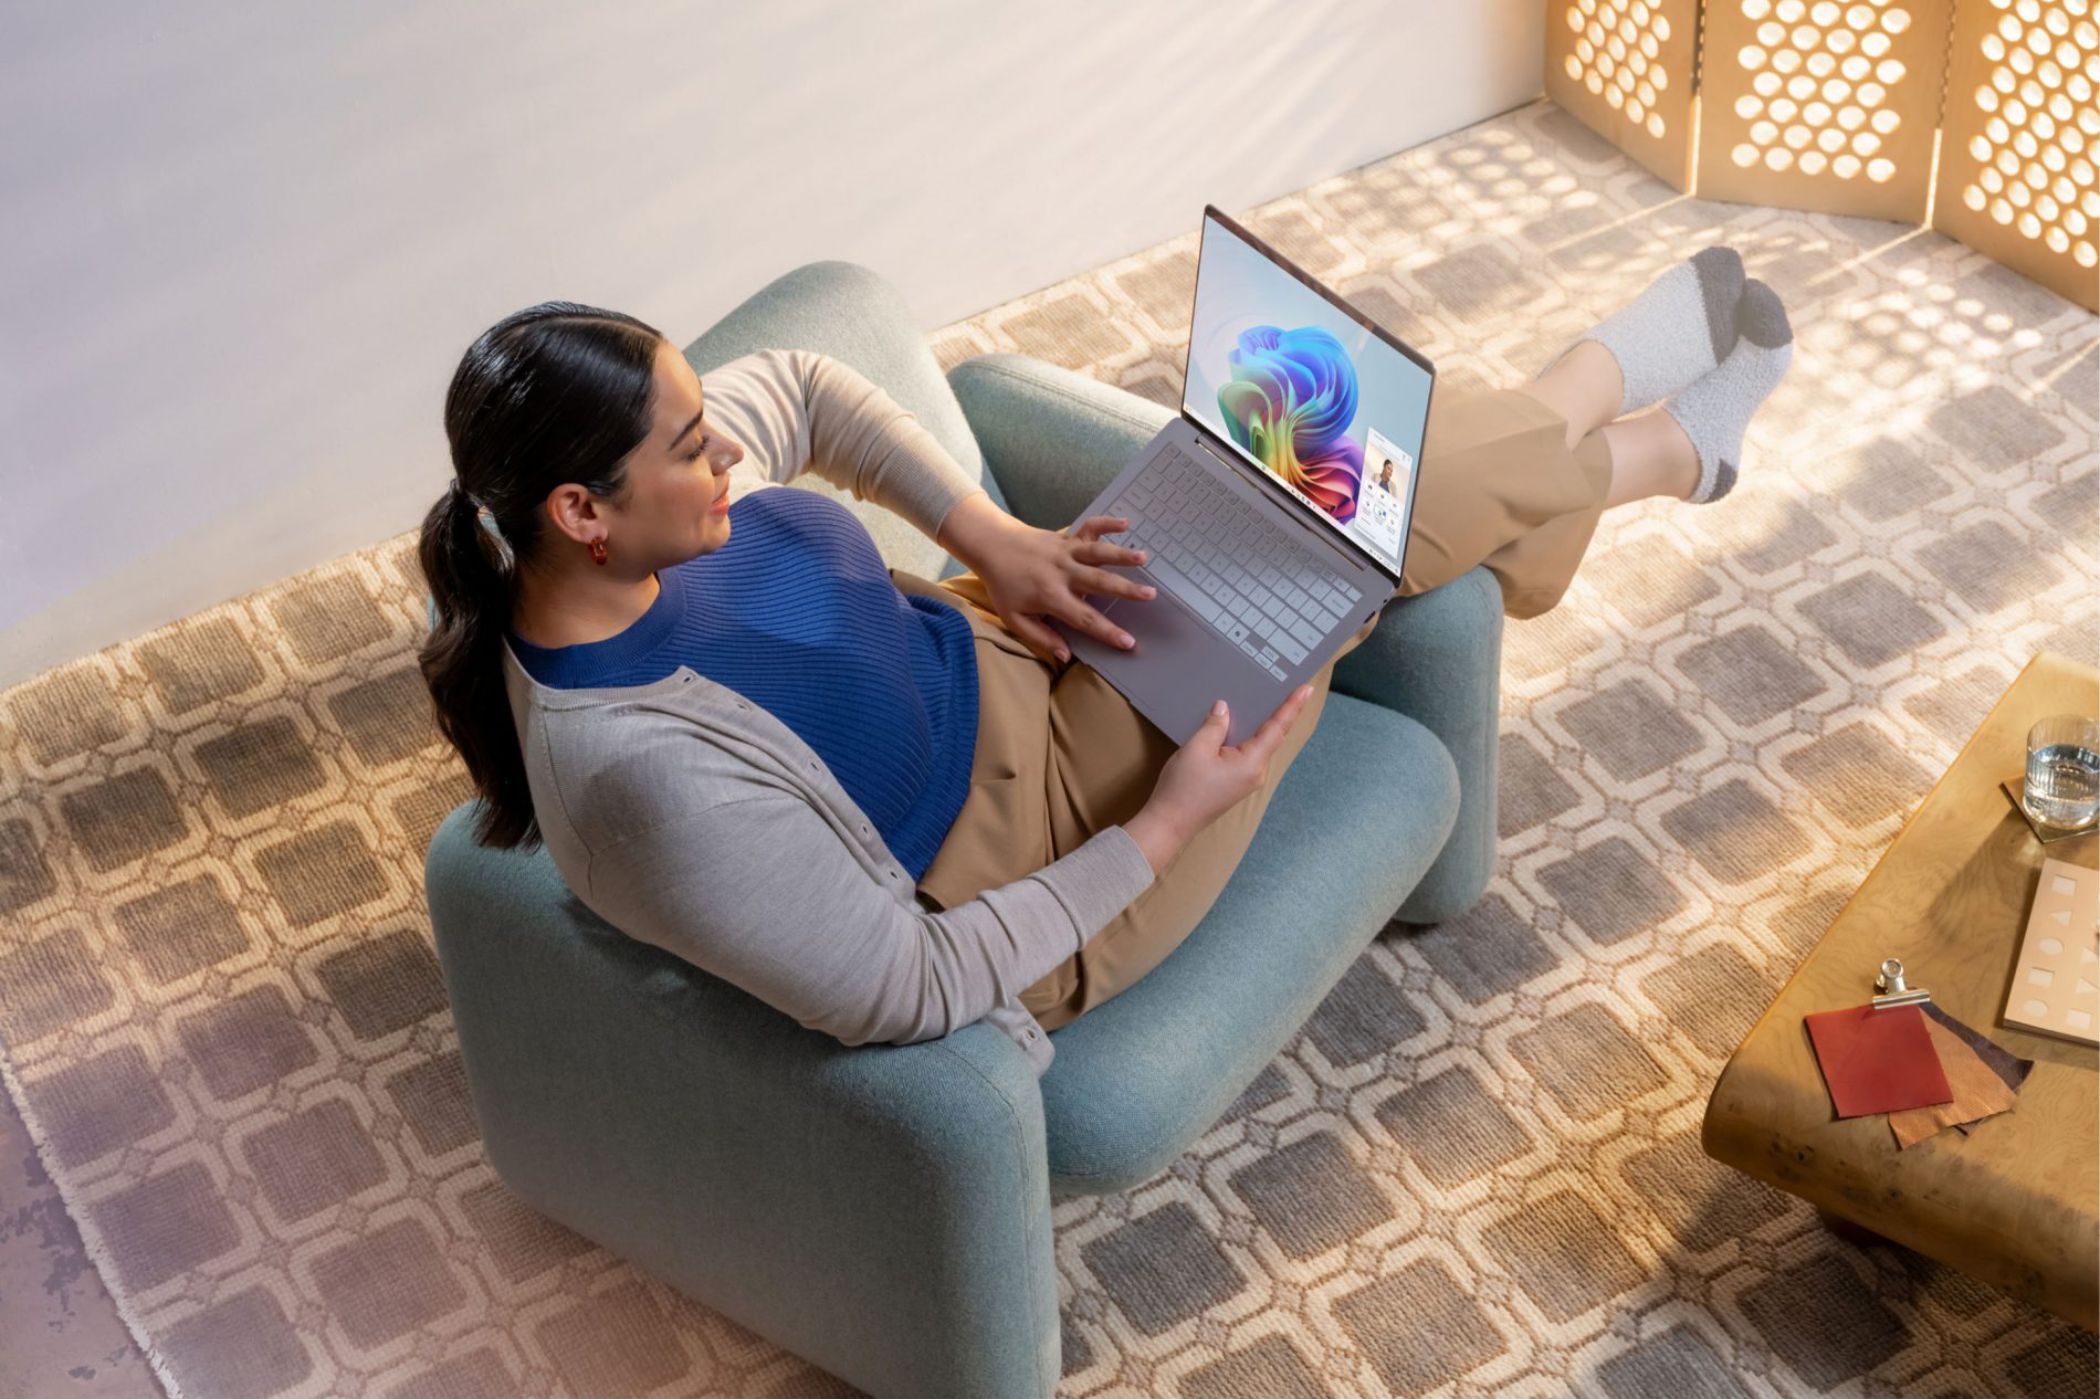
left=1545, top=0, right=1706, bottom=188
left=1932, top=0, right=2100, bottom=310
left=1696, top=0, right=1956, bottom=221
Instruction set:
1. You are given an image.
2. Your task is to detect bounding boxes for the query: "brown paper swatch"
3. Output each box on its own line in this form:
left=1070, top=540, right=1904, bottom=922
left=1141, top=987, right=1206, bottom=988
left=1889, top=1017, right=2021, bottom=1149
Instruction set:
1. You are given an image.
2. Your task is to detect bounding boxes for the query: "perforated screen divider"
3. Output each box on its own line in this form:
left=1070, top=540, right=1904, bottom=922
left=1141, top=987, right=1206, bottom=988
left=1932, top=0, right=2100, bottom=309
left=1544, top=0, right=2099, bottom=311
left=1696, top=0, right=1956, bottom=220
left=1544, top=0, right=1706, bottom=187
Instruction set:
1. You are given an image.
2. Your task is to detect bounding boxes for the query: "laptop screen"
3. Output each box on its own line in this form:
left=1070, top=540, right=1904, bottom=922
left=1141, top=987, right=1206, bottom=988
left=1182, top=209, right=1434, bottom=580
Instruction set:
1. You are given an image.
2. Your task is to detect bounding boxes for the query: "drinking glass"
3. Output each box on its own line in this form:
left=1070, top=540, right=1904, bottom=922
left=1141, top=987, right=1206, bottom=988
left=2022, top=714, right=2100, bottom=831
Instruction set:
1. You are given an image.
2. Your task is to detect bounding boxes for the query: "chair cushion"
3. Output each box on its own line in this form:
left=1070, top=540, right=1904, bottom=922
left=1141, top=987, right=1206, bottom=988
left=1040, top=693, right=1460, bottom=1194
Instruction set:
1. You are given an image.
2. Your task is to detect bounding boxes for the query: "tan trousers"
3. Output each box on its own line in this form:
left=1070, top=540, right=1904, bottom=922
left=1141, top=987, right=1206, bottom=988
left=895, top=386, right=1612, bottom=1030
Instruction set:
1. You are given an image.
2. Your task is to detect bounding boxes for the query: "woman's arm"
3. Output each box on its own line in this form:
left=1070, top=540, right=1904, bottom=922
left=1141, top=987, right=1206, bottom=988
left=699, top=347, right=995, bottom=546
left=576, top=789, right=1156, bottom=1050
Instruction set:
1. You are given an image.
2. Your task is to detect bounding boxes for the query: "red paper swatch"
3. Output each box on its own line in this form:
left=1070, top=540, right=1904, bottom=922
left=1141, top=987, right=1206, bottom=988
left=1804, top=1004, right=1954, bottom=1118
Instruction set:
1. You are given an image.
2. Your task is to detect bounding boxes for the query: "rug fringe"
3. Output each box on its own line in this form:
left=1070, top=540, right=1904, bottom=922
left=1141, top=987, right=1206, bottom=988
left=0, top=1035, right=194, bottom=1399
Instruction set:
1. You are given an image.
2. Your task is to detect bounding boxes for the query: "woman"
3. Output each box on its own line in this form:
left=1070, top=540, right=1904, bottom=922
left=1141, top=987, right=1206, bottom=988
left=418, top=250, right=1792, bottom=1073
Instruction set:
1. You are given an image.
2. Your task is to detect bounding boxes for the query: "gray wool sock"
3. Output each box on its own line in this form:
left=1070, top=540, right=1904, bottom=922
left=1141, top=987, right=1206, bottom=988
left=1660, top=279, right=1794, bottom=505
left=1559, top=245, right=1746, bottom=415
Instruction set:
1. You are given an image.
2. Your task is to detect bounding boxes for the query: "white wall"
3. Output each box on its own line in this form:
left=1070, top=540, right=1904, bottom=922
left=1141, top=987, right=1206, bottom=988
left=0, top=0, right=1545, bottom=687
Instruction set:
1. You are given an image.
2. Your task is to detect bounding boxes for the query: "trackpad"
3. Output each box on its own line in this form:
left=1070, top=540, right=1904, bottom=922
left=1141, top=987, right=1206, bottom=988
left=1078, top=594, right=1267, bottom=745
left=1108, top=592, right=1207, bottom=654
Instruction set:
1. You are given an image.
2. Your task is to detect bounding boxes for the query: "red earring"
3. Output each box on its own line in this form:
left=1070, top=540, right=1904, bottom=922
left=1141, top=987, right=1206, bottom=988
left=588, top=539, right=609, bottom=566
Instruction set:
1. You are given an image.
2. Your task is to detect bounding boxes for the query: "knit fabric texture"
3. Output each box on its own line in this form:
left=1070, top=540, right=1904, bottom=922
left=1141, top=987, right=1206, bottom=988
left=1662, top=278, right=1797, bottom=505
left=508, top=485, right=981, bottom=879
left=1571, top=244, right=1745, bottom=415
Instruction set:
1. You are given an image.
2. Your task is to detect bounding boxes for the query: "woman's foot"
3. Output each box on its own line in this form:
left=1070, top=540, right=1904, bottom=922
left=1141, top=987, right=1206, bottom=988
left=1549, top=245, right=1747, bottom=417
left=1658, top=279, right=1794, bottom=504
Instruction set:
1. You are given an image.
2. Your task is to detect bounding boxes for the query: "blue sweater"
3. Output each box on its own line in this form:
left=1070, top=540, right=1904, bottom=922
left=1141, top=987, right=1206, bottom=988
left=508, top=487, right=981, bottom=879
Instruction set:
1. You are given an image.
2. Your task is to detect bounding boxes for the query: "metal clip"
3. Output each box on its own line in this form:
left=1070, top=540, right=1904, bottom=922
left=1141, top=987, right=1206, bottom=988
left=1871, top=957, right=1931, bottom=1010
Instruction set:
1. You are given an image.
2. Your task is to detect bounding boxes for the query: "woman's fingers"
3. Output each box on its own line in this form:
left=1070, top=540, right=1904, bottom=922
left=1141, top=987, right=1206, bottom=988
left=1006, top=612, right=1070, bottom=664
left=1064, top=521, right=1145, bottom=577
left=1077, top=536, right=1147, bottom=566
left=1066, top=602, right=1134, bottom=650
left=1076, top=564, right=1157, bottom=601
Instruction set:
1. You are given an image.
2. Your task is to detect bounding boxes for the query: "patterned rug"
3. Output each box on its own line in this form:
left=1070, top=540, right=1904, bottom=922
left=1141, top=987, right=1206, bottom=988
left=1, top=97, right=2095, bottom=1399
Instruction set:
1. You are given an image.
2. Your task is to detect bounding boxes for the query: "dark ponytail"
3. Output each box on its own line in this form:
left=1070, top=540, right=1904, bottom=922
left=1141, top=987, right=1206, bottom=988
left=418, top=301, right=665, bottom=849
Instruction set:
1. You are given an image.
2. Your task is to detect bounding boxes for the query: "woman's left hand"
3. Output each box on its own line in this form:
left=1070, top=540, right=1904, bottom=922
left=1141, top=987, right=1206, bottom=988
left=966, top=513, right=1159, bottom=665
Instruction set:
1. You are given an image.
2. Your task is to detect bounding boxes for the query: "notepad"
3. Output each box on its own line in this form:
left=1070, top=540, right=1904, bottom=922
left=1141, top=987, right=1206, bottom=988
left=2002, top=858, right=2099, bottom=1047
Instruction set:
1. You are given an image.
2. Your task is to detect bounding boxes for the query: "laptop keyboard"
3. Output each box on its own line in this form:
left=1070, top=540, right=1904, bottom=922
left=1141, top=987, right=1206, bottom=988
left=1108, top=447, right=1365, bottom=681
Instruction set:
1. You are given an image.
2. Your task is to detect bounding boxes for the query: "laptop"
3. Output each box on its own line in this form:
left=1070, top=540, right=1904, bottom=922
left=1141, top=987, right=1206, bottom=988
left=1050, top=205, right=1436, bottom=747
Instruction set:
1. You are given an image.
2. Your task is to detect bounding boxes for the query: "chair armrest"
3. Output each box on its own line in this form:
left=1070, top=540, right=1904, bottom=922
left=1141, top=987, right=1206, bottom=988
left=951, top=351, right=1501, bottom=923
left=1332, top=566, right=1503, bottom=923
left=424, top=804, right=1062, bottom=1399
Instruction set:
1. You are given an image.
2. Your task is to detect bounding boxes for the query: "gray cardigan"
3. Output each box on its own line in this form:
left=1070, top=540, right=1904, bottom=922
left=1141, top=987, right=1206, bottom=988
left=500, top=348, right=1157, bottom=1073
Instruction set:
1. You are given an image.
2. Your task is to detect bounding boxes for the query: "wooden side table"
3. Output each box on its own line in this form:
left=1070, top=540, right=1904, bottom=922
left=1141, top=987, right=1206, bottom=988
left=1703, top=651, right=2099, bottom=1330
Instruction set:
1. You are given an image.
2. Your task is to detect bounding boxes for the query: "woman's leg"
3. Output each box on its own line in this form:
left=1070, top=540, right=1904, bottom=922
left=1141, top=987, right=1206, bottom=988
left=1399, top=314, right=1731, bottom=620
left=1530, top=272, right=1795, bottom=510
left=1598, top=413, right=1702, bottom=508
left=1520, top=339, right=1625, bottom=449
left=902, top=256, right=1785, bottom=1026
left=1391, top=382, right=1617, bottom=620
left=1521, top=340, right=1701, bottom=508
left=1020, top=608, right=1383, bottom=1028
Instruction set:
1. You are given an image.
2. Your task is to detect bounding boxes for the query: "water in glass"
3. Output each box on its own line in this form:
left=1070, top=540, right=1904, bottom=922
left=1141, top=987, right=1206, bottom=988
left=2024, top=739, right=2100, bottom=830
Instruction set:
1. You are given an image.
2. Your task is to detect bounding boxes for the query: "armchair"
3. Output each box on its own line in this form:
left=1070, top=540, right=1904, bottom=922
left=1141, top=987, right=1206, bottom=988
left=424, top=262, right=1502, bottom=1397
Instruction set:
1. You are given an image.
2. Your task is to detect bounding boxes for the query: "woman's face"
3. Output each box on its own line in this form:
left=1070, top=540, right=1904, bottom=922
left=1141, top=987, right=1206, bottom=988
left=600, top=340, right=747, bottom=569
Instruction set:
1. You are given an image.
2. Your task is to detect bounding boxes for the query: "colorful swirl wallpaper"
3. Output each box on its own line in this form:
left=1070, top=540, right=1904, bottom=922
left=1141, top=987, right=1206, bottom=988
left=1214, top=324, right=1365, bottom=523
left=1183, top=213, right=1432, bottom=574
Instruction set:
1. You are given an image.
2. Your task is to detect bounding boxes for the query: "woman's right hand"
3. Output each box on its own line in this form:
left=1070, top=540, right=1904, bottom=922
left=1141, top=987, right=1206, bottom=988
left=1124, top=685, right=1318, bottom=874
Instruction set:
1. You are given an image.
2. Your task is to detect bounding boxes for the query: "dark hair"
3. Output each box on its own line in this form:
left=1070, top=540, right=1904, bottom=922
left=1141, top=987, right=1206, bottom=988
left=418, top=301, right=666, bottom=849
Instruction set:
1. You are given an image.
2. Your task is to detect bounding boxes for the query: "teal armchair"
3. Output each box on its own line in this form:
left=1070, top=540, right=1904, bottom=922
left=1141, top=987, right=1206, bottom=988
left=424, top=262, right=1500, bottom=1397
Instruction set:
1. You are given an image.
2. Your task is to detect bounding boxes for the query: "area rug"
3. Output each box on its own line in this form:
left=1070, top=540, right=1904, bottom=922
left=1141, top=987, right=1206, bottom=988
left=1, top=96, right=2094, bottom=1398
